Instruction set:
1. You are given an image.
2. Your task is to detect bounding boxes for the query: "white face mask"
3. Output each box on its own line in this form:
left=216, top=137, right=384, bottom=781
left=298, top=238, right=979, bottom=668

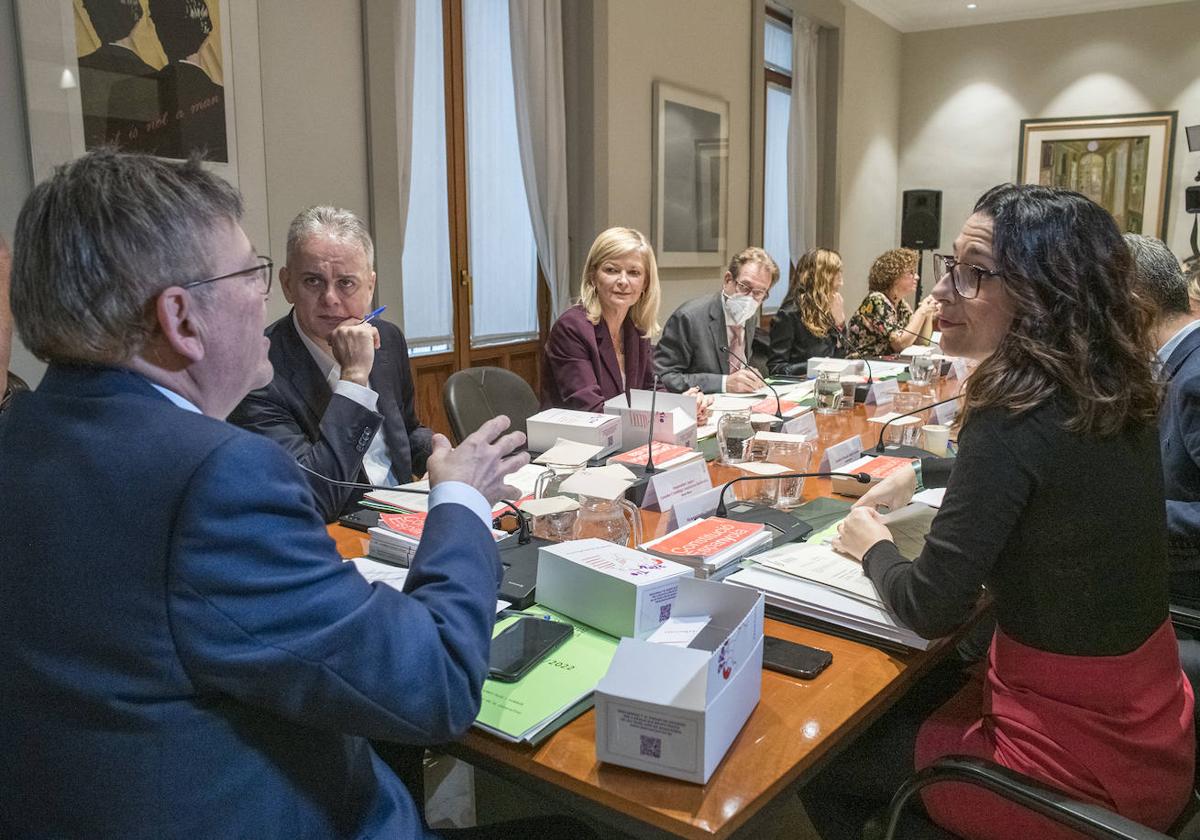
left=723, top=292, right=759, bottom=326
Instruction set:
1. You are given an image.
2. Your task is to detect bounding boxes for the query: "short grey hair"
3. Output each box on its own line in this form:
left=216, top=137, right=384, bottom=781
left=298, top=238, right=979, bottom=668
left=286, top=206, right=374, bottom=269
left=1125, top=233, right=1188, bottom=316
left=12, top=149, right=243, bottom=365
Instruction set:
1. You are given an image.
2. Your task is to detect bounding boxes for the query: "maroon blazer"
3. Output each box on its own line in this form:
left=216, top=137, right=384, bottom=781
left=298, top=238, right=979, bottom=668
left=540, top=305, right=654, bottom=411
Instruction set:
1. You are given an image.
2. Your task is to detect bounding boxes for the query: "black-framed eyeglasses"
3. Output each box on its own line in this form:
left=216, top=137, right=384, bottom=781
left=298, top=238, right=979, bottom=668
left=732, top=278, right=769, bottom=302
left=182, top=256, right=274, bottom=297
left=933, top=254, right=1001, bottom=299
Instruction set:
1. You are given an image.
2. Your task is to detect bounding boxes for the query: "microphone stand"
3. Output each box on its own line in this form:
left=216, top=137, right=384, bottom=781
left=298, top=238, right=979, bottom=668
left=721, top=344, right=785, bottom=426
left=715, top=470, right=871, bottom=547
left=867, top=393, right=961, bottom=458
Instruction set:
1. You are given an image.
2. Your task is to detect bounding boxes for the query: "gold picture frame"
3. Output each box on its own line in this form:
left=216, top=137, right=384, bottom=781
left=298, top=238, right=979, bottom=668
left=1017, top=112, right=1177, bottom=239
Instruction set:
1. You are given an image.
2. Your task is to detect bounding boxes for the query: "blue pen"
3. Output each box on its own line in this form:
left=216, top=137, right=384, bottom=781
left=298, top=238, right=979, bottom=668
left=361, top=305, right=386, bottom=324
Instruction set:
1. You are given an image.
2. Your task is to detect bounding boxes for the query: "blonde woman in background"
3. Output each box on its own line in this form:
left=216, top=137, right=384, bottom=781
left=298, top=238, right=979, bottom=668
left=766, top=248, right=849, bottom=375
left=847, top=247, right=937, bottom=357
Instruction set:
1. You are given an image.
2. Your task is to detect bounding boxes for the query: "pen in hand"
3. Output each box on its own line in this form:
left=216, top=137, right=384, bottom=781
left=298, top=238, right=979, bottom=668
left=361, top=305, right=386, bottom=324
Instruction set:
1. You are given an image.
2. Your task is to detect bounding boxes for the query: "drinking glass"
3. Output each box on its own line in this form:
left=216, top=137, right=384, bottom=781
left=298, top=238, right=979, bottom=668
left=908, top=351, right=937, bottom=386
left=815, top=370, right=843, bottom=415
left=717, top=409, right=755, bottom=465
left=889, top=391, right=928, bottom=446
left=734, top=447, right=779, bottom=507
left=768, top=439, right=817, bottom=509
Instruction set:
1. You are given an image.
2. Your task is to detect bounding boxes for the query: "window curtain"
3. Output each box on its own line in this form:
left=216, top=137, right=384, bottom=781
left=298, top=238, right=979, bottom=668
left=787, top=17, right=819, bottom=267
left=508, top=0, right=571, bottom=317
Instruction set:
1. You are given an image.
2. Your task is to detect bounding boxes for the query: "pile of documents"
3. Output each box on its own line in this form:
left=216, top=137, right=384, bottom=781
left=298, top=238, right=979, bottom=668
left=607, top=440, right=703, bottom=471
left=640, top=517, right=773, bottom=579
left=474, top=608, right=620, bottom=744
left=368, top=511, right=507, bottom=566
left=363, top=463, right=549, bottom=515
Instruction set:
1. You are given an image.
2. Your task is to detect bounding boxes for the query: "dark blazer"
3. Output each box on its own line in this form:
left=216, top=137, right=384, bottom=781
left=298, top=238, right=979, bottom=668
left=541, top=304, right=653, bottom=411
left=0, top=364, right=500, bottom=839
left=229, top=313, right=433, bottom=522
left=77, top=43, right=156, bottom=148
left=121, top=61, right=227, bottom=160
left=654, top=292, right=760, bottom=393
left=766, top=304, right=848, bottom=376
left=1162, top=326, right=1200, bottom=604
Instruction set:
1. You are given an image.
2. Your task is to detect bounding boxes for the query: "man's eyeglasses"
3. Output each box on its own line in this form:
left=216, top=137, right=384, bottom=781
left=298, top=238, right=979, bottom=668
left=933, top=254, right=1001, bottom=299
left=182, top=256, right=274, bottom=297
left=732, top=278, right=769, bottom=302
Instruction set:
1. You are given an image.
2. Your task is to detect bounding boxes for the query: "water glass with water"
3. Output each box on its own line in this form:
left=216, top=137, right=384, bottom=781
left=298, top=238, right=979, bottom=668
left=815, top=370, right=843, bottom=414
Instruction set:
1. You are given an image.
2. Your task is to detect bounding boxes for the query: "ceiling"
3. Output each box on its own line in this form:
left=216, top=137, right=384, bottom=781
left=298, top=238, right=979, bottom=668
left=848, top=0, right=1197, bottom=32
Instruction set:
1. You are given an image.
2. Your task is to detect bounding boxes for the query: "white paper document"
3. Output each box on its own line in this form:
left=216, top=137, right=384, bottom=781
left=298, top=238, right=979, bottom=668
left=534, top=438, right=604, bottom=466
left=750, top=542, right=883, bottom=606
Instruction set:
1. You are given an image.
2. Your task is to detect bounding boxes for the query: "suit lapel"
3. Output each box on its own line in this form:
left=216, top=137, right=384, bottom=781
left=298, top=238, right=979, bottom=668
left=277, top=314, right=333, bottom=427
left=595, top=319, right=623, bottom=394
left=708, top=294, right=729, bottom=373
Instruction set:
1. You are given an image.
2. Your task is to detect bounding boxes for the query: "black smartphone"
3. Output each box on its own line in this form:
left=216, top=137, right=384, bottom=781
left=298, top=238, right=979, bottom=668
left=488, top=617, right=574, bottom=683
left=338, top=509, right=380, bottom=533
left=762, top=636, right=833, bottom=680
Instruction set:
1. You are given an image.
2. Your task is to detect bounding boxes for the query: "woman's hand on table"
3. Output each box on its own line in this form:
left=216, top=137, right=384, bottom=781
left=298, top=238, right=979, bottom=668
left=831, top=507, right=893, bottom=562
left=851, top=464, right=917, bottom=514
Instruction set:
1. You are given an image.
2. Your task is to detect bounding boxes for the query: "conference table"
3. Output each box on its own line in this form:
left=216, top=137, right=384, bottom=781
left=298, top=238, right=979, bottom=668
left=328, top=376, right=962, bottom=839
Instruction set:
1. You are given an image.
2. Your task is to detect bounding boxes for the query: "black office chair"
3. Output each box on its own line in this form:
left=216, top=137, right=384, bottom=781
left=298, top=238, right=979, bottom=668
left=1, top=370, right=29, bottom=413
left=877, top=604, right=1200, bottom=840
left=442, top=366, right=540, bottom=444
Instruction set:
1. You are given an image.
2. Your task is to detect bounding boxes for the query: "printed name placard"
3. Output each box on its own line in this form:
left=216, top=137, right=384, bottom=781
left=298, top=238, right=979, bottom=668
left=665, top=485, right=725, bottom=530
left=865, top=380, right=899, bottom=405
left=818, top=435, right=863, bottom=471
left=932, top=398, right=959, bottom=425
left=782, top=411, right=818, bottom=440
left=641, top=459, right=712, bottom=512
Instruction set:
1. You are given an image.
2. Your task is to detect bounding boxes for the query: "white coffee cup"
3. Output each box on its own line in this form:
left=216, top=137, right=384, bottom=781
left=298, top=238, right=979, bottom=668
left=921, top=424, right=950, bottom=456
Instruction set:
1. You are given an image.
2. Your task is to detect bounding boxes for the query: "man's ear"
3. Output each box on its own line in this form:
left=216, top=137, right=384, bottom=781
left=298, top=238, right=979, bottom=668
left=155, top=287, right=205, bottom=364
left=278, top=264, right=297, bottom=305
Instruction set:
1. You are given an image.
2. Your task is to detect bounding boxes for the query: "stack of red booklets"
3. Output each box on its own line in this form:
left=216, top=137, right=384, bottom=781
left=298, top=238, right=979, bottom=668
left=640, top=517, right=774, bottom=579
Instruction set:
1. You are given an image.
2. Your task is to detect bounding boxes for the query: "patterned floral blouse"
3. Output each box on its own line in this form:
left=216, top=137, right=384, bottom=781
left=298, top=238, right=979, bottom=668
left=847, top=291, right=912, bottom=358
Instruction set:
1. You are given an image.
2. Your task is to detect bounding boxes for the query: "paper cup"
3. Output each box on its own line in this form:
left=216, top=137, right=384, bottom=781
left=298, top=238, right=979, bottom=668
left=921, top=424, right=950, bottom=456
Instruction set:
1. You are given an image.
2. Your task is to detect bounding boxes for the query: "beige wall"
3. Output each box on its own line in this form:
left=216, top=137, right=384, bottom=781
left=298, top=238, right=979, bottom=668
left=835, top=1, right=902, bottom=309
left=899, top=1, right=1200, bottom=262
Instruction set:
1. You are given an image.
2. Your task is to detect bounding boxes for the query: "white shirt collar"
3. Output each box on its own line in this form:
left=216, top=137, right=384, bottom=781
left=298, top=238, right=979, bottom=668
left=148, top=382, right=202, bottom=414
left=1158, top=319, right=1200, bottom=363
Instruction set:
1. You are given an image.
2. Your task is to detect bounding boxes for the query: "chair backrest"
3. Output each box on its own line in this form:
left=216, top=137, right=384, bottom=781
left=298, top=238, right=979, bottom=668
left=442, top=367, right=539, bottom=444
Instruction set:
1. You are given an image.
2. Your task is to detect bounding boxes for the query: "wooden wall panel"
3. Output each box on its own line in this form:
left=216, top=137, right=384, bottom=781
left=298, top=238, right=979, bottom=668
left=413, top=356, right=455, bottom=439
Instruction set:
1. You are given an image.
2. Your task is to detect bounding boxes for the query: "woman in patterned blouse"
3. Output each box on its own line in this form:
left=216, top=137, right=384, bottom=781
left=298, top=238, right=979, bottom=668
left=846, top=247, right=938, bottom=357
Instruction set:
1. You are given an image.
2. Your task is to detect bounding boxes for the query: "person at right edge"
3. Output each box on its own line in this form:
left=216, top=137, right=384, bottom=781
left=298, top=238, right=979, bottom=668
left=799, top=184, right=1194, bottom=840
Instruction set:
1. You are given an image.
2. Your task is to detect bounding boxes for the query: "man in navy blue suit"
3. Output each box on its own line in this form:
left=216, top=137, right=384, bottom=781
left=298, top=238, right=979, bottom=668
left=0, top=150, right=547, bottom=838
left=229, top=206, right=432, bottom=522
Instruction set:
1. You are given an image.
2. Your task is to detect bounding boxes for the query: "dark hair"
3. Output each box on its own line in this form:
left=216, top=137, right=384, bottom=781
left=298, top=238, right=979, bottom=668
left=12, top=149, right=243, bottom=365
left=962, top=183, right=1159, bottom=436
left=81, top=0, right=143, bottom=45
left=148, top=0, right=213, bottom=62
left=1124, top=233, right=1188, bottom=316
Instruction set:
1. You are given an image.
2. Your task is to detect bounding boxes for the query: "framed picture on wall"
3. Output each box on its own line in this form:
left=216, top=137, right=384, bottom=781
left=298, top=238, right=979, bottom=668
left=1017, top=112, right=1177, bottom=239
left=15, top=0, right=239, bottom=185
left=652, top=81, right=729, bottom=268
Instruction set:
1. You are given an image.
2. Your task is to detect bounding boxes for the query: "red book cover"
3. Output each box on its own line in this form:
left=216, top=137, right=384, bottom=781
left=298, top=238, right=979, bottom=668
left=379, top=512, right=426, bottom=540
left=751, top=396, right=801, bottom=415
left=610, top=441, right=696, bottom=465
left=858, top=456, right=912, bottom=479
left=645, top=517, right=764, bottom=560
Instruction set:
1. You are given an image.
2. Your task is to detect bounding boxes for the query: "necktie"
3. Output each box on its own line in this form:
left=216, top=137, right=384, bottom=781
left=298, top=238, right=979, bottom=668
left=729, top=325, right=745, bottom=374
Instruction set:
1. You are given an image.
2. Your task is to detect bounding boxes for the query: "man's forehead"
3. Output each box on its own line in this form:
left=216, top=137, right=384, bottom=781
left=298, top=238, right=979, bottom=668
left=292, top=234, right=369, bottom=267
left=735, top=261, right=772, bottom=285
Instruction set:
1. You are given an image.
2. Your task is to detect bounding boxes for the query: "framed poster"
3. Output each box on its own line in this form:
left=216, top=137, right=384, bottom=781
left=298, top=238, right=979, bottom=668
left=1017, top=112, right=1177, bottom=238
left=653, top=81, right=728, bottom=268
left=15, top=0, right=238, bottom=184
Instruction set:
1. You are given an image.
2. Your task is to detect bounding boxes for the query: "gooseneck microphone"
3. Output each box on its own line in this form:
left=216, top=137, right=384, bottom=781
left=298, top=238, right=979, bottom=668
left=297, top=463, right=532, bottom=544
left=643, top=373, right=660, bottom=475
left=720, top=345, right=784, bottom=422
left=890, top=322, right=943, bottom=352
left=873, top=393, right=961, bottom=455
left=715, top=471, right=870, bottom=516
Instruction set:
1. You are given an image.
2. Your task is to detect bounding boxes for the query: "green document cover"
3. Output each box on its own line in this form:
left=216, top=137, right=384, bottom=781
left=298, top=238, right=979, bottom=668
left=474, top=607, right=619, bottom=744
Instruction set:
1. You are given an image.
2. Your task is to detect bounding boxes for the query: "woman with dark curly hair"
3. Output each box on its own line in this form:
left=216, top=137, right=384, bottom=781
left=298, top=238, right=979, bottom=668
left=766, top=248, right=849, bottom=375
left=801, top=184, right=1194, bottom=840
left=846, top=247, right=937, bottom=357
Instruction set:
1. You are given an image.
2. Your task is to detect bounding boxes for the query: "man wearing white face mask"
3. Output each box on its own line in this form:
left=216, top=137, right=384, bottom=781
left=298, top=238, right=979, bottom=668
left=654, top=247, right=779, bottom=393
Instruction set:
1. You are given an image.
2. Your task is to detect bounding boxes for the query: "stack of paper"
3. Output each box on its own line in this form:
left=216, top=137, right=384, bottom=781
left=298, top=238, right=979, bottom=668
left=534, top=438, right=604, bottom=467
left=558, top=463, right=638, bottom=501
left=368, top=511, right=506, bottom=566
left=474, top=608, right=620, bottom=744
left=640, top=517, right=773, bottom=579
left=364, top=463, right=549, bottom=515
left=607, top=441, right=703, bottom=471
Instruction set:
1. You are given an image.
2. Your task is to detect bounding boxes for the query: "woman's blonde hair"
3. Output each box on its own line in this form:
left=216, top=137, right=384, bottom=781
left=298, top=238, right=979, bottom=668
left=579, top=227, right=661, bottom=338
left=782, top=248, right=842, bottom=337
left=868, top=247, right=918, bottom=294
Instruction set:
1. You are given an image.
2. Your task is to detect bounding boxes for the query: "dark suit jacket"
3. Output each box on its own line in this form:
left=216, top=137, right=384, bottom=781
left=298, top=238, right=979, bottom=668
left=123, top=61, right=227, bottom=161
left=0, top=364, right=499, bottom=839
left=229, top=313, right=433, bottom=522
left=766, top=304, right=848, bottom=376
left=1162, top=326, right=1200, bottom=603
left=653, top=292, right=759, bottom=393
left=540, top=304, right=653, bottom=411
left=77, top=43, right=156, bottom=148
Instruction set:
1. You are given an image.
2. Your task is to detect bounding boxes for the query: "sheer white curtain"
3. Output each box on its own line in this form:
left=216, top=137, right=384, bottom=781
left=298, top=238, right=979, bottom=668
left=508, top=0, right=570, bottom=317
left=400, top=0, right=453, bottom=354
left=787, top=17, right=819, bottom=267
left=463, top=0, right=539, bottom=346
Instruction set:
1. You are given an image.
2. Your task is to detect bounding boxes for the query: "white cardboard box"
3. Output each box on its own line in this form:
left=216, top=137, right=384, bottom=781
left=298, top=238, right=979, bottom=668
left=535, top=538, right=694, bottom=639
left=807, top=357, right=861, bottom=378
left=526, top=409, right=622, bottom=457
left=604, top=390, right=698, bottom=449
left=594, top=577, right=765, bottom=784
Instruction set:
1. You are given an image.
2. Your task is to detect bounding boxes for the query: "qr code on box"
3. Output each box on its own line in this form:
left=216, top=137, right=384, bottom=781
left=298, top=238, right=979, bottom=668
left=658, top=603, right=672, bottom=622
left=639, top=735, right=662, bottom=759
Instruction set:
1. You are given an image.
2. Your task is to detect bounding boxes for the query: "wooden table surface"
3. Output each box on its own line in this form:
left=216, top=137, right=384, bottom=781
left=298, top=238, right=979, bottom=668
left=328, top=378, right=959, bottom=839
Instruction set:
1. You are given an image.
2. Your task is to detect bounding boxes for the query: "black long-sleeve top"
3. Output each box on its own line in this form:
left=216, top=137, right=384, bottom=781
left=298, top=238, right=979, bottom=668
left=862, top=401, right=1169, bottom=656
left=766, top=305, right=848, bottom=376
